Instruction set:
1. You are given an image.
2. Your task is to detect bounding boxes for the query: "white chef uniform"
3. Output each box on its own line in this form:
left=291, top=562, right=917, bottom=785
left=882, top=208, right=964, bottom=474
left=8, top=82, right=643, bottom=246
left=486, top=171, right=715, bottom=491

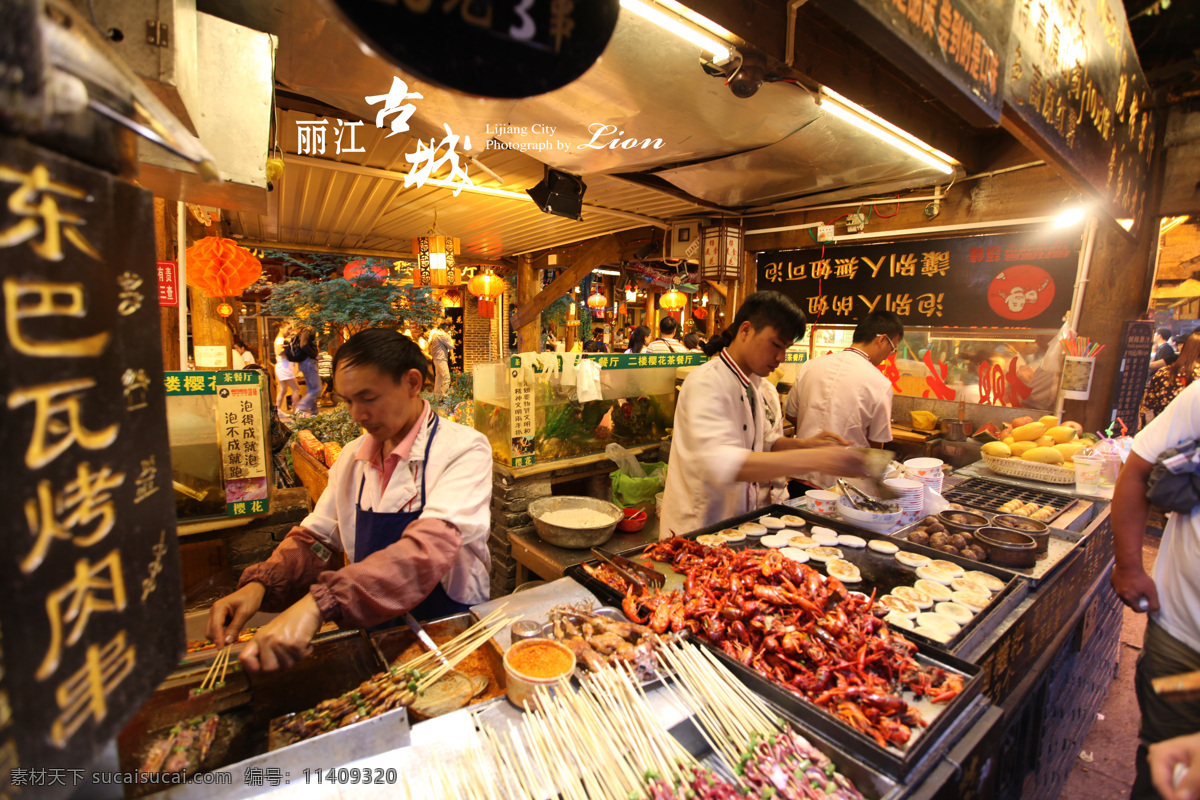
left=785, top=348, right=893, bottom=489
left=660, top=350, right=783, bottom=539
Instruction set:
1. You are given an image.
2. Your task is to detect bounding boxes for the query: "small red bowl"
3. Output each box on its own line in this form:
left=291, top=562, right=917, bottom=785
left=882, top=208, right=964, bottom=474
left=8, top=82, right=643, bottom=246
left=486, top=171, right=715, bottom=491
left=617, top=508, right=648, bottom=532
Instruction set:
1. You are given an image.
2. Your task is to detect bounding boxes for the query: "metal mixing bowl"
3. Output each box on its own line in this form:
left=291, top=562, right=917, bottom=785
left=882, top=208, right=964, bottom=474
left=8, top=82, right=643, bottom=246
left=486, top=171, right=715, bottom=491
left=526, top=496, right=622, bottom=549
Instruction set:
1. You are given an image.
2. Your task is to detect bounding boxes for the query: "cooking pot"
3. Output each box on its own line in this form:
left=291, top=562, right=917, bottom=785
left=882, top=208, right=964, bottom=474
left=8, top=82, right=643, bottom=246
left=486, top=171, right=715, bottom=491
left=938, top=418, right=973, bottom=441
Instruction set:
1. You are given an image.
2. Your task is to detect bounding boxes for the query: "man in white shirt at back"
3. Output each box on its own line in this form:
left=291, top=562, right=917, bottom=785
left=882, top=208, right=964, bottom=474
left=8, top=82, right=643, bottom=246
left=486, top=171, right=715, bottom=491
left=644, top=315, right=689, bottom=353
left=1112, top=379, right=1200, bottom=798
left=785, top=310, right=903, bottom=490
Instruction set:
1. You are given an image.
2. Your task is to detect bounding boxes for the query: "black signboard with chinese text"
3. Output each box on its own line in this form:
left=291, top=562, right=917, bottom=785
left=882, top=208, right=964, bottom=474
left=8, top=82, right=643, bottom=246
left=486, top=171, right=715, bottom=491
left=811, top=0, right=1010, bottom=126
left=1109, top=320, right=1153, bottom=435
left=446, top=307, right=465, bottom=372
left=0, top=136, right=183, bottom=798
left=331, top=0, right=620, bottom=99
left=757, top=231, right=1081, bottom=329
left=1002, top=0, right=1154, bottom=226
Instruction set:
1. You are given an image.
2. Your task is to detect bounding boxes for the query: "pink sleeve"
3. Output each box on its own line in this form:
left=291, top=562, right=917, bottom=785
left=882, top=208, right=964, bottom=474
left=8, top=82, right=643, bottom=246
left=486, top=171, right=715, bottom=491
left=238, top=526, right=338, bottom=612
left=308, top=518, right=462, bottom=628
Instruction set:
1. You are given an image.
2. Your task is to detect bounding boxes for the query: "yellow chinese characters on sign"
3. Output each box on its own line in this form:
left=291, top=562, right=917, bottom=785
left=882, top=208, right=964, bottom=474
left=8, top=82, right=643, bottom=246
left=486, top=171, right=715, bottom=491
left=0, top=164, right=100, bottom=261
left=7, top=379, right=119, bottom=470
left=3, top=278, right=109, bottom=357
left=38, top=550, right=127, bottom=681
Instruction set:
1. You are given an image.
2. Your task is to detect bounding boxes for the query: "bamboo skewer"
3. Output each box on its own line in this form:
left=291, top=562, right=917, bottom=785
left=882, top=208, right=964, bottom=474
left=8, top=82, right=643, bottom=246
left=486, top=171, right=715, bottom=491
left=194, top=645, right=232, bottom=694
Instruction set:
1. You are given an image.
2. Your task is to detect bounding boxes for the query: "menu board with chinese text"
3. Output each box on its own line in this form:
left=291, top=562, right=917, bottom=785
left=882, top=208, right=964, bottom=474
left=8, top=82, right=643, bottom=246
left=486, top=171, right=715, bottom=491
left=1109, top=320, right=1153, bottom=435
left=0, top=136, right=182, bottom=797
left=1002, top=0, right=1154, bottom=225
left=509, top=357, right=536, bottom=468
left=757, top=231, right=1081, bottom=329
left=216, top=372, right=270, bottom=517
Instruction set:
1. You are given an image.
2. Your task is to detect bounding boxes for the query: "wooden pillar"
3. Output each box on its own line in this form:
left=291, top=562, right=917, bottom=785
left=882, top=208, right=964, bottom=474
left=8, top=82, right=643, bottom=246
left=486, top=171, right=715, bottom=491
left=516, top=254, right=539, bottom=352
left=156, top=198, right=181, bottom=371
left=644, top=290, right=655, bottom=333
left=190, top=290, right=234, bottom=369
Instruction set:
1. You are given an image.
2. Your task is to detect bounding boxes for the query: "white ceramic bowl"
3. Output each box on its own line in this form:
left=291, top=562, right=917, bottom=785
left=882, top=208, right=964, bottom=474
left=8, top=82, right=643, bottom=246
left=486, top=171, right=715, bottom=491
left=836, top=496, right=902, bottom=530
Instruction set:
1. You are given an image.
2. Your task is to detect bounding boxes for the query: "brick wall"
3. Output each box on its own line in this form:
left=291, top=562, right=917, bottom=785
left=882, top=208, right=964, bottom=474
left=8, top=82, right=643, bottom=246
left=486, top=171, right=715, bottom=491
left=488, top=471, right=551, bottom=598
left=462, top=290, right=514, bottom=371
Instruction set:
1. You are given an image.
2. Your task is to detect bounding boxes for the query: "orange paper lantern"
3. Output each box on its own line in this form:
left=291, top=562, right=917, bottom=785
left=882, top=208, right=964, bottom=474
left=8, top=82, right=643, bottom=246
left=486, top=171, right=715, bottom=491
left=184, top=237, right=262, bottom=297
left=660, top=288, right=687, bottom=320
left=468, top=271, right=504, bottom=318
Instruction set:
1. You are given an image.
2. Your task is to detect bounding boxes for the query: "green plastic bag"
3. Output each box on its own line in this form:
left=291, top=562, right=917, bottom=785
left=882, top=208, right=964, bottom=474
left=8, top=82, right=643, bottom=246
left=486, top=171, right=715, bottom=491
left=606, top=443, right=666, bottom=508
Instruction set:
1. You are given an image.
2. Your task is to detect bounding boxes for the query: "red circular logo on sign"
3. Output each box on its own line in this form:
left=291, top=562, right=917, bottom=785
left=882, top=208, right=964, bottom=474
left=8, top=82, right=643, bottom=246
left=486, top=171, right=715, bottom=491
left=987, top=265, right=1056, bottom=321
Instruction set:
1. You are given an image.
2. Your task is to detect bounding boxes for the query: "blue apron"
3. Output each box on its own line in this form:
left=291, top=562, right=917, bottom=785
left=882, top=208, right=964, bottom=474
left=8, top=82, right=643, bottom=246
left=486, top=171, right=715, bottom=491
left=355, top=414, right=468, bottom=624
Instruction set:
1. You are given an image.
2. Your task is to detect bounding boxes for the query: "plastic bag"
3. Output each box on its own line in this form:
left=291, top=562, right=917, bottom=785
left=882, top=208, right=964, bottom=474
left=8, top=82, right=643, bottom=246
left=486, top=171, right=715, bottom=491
left=576, top=359, right=603, bottom=403
left=607, top=443, right=667, bottom=509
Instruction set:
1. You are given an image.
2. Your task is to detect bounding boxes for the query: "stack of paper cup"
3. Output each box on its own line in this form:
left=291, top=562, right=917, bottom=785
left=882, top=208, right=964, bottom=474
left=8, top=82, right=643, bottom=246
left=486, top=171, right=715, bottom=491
left=884, top=478, right=925, bottom=526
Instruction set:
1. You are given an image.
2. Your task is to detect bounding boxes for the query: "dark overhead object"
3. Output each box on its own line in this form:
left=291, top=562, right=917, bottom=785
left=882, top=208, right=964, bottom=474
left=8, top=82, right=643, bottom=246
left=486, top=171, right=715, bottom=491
left=527, top=168, right=587, bottom=221
left=726, top=49, right=768, bottom=99
left=326, top=0, right=620, bottom=98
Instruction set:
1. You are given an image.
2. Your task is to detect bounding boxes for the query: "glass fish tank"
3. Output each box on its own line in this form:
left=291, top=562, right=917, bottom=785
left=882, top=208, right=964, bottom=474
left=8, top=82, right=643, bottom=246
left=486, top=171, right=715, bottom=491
left=474, top=353, right=699, bottom=467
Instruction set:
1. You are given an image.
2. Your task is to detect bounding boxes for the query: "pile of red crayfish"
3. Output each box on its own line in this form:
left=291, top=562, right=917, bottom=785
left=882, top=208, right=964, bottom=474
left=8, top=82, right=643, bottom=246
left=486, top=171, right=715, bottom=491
left=618, top=538, right=963, bottom=748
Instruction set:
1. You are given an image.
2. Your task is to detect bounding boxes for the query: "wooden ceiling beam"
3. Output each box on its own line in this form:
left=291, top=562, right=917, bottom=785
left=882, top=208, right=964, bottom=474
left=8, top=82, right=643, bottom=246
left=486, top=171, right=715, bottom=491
left=513, top=235, right=622, bottom=330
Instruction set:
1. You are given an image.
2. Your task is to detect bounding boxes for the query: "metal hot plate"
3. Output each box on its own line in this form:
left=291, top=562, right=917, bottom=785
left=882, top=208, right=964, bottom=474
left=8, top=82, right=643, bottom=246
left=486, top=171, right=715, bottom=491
left=943, top=477, right=1076, bottom=522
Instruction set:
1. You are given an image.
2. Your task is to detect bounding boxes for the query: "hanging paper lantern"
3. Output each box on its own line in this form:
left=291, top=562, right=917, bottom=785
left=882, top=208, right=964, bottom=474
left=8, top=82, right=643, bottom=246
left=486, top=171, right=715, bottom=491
left=587, top=290, right=607, bottom=318
left=184, top=237, right=262, bottom=297
left=693, top=307, right=708, bottom=320
left=344, top=259, right=389, bottom=286
left=412, top=235, right=461, bottom=286
left=660, top=288, right=687, bottom=319
left=468, top=270, right=504, bottom=318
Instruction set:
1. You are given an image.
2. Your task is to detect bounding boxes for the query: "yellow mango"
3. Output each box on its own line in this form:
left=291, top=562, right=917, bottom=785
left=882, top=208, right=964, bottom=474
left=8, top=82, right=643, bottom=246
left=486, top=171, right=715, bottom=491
left=1012, top=422, right=1047, bottom=442
left=1034, top=436, right=1055, bottom=448
left=1061, top=462, right=1075, bottom=469
left=1054, top=442, right=1087, bottom=461
left=1010, top=441, right=1038, bottom=457
left=1046, top=425, right=1076, bottom=444
left=1022, top=446, right=1065, bottom=464
left=1038, top=415, right=1060, bottom=428
left=982, top=441, right=1012, bottom=457
left=1003, top=436, right=1015, bottom=445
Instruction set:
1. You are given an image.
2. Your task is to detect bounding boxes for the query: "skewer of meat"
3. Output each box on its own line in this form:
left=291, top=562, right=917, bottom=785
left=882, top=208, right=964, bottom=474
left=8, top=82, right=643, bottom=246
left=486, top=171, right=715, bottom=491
left=138, top=725, right=180, bottom=774
left=161, top=723, right=197, bottom=773
left=192, top=715, right=220, bottom=767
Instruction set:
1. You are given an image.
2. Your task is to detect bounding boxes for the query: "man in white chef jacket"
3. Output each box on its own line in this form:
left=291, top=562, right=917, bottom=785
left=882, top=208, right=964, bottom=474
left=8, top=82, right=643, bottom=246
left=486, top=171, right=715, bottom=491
left=659, top=292, right=868, bottom=539
left=785, top=310, right=903, bottom=490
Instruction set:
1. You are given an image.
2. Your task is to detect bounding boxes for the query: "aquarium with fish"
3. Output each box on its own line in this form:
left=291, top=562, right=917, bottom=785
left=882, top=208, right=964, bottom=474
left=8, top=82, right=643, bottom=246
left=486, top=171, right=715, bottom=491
left=474, top=353, right=700, bottom=467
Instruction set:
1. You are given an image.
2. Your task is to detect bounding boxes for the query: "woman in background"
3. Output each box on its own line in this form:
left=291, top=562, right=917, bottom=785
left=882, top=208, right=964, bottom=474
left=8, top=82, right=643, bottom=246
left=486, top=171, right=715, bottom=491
left=625, top=325, right=651, bottom=354
left=273, top=323, right=299, bottom=416
left=1143, top=331, right=1200, bottom=422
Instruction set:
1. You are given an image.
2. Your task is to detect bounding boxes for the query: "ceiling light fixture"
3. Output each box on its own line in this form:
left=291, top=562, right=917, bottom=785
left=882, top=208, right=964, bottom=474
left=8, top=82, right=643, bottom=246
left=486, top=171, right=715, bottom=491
left=593, top=268, right=622, bottom=276
left=1053, top=206, right=1086, bottom=228
left=1161, top=215, right=1190, bottom=235
left=619, top=0, right=732, bottom=61
left=819, top=87, right=956, bottom=175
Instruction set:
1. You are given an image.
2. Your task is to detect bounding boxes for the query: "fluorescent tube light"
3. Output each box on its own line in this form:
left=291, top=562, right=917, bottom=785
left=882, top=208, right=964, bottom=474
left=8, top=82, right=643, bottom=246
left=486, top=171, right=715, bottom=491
left=819, top=88, right=955, bottom=175
left=620, top=0, right=731, bottom=61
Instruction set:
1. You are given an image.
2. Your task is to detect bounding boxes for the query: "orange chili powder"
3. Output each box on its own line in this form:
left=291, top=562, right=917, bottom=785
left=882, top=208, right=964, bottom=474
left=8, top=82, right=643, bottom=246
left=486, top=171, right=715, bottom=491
left=509, top=642, right=573, bottom=679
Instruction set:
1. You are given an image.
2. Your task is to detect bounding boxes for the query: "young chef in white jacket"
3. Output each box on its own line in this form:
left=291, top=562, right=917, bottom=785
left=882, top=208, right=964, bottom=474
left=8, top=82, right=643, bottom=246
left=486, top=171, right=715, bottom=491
left=659, top=292, right=868, bottom=539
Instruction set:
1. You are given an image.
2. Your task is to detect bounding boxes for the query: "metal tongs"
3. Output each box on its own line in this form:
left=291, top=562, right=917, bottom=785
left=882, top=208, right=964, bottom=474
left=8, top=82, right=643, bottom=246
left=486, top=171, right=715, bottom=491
left=837, top=479, right=893, bottom=512
left=590, top=548, right=666, bottom=593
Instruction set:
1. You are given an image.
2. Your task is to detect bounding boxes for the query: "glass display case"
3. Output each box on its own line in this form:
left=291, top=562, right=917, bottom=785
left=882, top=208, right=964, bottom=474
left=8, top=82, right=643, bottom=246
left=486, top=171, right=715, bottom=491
left=165, top=370, right=272, bottom=522
left=474, top=353, right=700, bottom=467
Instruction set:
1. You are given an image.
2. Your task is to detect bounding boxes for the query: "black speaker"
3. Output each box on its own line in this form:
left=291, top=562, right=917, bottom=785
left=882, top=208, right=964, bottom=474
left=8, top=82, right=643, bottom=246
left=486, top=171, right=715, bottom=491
left=527, top=168, right=586, bottom=221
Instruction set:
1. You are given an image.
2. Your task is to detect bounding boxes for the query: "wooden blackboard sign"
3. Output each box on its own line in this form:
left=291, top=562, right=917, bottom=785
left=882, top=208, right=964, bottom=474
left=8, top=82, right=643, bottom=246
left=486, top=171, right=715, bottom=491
left=1001, top=0, right=1154, bottom=226
left=445, top=307, right=465, bottom=372
left=1110, top=320, right=1154, bottom=435
left=0, top=136, right=183, bottom=797
left=811, top=0, right=1008, bottom=126
left=757, top=231, right=1081, bottom=329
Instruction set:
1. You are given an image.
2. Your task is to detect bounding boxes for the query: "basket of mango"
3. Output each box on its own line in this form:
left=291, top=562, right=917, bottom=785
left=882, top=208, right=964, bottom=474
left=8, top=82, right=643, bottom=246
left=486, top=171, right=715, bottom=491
left=979, top=415, right=1089, bottom=484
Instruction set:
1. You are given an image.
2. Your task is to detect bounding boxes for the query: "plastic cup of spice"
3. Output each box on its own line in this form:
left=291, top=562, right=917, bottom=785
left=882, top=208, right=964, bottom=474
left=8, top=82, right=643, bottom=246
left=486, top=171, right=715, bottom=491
left=504, top=638, right=576, bottom=712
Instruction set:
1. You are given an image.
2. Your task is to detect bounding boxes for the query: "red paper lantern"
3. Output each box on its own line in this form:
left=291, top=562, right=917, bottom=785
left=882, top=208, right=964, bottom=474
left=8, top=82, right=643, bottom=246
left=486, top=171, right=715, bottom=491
left=344, top=259, right=390, bottom=286
left=468, top=271, right=504, bottom=318
left=217, top=302, right=234, bottom=317
left=184, top=237, right=262, bottom=297
left=693, top=307, right=708, bottom=320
